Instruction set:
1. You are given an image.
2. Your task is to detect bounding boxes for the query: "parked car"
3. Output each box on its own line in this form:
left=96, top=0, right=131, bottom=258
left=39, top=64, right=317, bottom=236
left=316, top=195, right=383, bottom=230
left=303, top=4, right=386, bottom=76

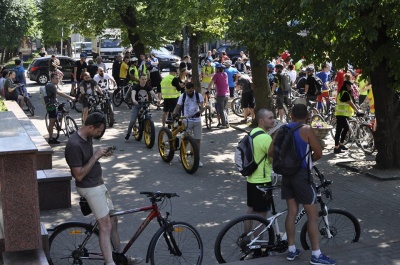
left=199, top=44, right=246, bottom=66
left=151, top=47, right=181, bottom=71
left=27, top=56, right=76, bottom=85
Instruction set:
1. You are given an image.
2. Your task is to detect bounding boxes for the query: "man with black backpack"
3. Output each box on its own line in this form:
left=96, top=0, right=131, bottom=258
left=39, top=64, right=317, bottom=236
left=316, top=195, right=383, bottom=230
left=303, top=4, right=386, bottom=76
left=271, top=64, right=291, bottom=121
left=268, top=104, right=336, bottom=265
left=305, top=66, right=323, bottom=106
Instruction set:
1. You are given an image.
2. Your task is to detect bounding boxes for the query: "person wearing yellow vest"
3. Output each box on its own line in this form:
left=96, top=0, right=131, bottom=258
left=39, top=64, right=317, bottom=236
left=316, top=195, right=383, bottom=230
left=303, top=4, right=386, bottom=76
left=160, top=65, right=181, bottom=127
left=334, top=80, right=361, bottom=154
left=128, top=58, right=139, bottom=85
left=356, top=74, right=368, bottom=104
left=119, top=56, right=130, bottom=86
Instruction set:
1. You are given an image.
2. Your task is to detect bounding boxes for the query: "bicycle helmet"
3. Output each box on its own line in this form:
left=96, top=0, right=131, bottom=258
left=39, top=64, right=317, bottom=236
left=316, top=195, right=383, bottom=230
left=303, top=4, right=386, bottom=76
left=215, top=63, right=225, bottom=69
left=305, top=66, right=314, bottom=72
left=267, top=63, right=275, bottom=69
left=80, top=53, right=88, bottom=58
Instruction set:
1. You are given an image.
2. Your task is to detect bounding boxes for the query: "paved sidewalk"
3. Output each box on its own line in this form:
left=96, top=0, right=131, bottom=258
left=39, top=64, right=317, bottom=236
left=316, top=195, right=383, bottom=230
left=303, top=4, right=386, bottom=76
left=22, top=82, right=400, bottom=265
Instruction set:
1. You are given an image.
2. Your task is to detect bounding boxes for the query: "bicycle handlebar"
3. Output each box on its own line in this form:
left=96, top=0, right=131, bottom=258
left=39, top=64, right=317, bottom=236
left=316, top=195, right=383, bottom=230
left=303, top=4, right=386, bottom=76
left=140, top=191, right=179, bottom=199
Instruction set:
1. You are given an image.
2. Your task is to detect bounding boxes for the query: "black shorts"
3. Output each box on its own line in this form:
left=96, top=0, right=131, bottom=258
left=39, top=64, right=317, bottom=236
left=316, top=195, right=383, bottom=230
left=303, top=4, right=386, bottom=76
left=82, top=98, right=90, bottom=108
left=241, top=91, right=255, bottom=108
left=281, top=168, right=317, bottom=205
left=163, top=97, right=178, bottom=113
left=247, top=182, right=272, bottom=213
left=276, top=94, right=284, bottom=109
left=47, top=109, right=57, bottom=119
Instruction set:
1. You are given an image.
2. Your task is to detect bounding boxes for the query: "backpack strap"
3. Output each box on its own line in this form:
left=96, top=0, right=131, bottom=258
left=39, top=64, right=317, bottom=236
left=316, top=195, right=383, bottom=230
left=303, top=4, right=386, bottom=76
left=181, top=92, right=200, bottom=116
left=250, top=130, right=268, bottom=176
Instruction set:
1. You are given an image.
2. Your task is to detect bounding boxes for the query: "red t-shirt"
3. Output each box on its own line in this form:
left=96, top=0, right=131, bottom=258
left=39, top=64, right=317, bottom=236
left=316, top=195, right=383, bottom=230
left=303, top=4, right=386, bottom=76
left=335, top=70, right=345, bottom=93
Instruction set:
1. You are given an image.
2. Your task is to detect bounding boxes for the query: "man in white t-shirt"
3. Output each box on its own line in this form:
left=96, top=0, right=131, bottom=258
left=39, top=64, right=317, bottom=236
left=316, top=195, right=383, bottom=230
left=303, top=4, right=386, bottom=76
left=172, top=82, right=205, bottom=166
left=93, top=67, right=116, bottom=91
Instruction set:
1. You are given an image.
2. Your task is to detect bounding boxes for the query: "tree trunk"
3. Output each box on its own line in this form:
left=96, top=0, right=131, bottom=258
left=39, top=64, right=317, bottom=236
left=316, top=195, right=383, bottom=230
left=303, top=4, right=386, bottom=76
left=249, top=49, right=272, bottom=115
left=120, top=7, right=144, bottom=58
left=371, top=61, right=400, bottom=169
left=127, top=30, right=144, bottom=58
left=188, top=32, right=201, bottom=93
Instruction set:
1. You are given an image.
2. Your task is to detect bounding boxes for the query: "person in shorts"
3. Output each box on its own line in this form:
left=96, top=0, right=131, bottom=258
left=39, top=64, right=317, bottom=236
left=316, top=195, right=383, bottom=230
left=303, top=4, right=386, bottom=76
left=45, top=73, right=76, bottom=144
left=160, top=65, right=181, bottom=127
left=268, top=104, right=336, bottom=265
left=65, top=112, right=142, bottom=265
left=172, top=82, right=204, bottom=166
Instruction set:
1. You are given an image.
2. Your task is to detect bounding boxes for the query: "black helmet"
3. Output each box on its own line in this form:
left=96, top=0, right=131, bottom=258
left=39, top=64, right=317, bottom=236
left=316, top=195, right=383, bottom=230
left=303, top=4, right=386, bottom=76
left=306, top=66, right=314, bottom=72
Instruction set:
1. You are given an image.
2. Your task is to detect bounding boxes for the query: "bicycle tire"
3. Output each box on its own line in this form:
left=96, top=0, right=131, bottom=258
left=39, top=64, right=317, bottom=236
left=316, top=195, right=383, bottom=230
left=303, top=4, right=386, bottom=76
left=144, top=118, right=155, bottom=149
left=214, top=214, right=275, bottom=263
left=25, top=97, right=35, bottom=116
left=105, top=101, right=115, bottom=127
left=158, top=127, right=175, bottom=162
left=300, top=208, right=361, bottom=250
left=180, top=135, right=199, bottom=174
left=112, top=89, right=123, bottom=107
left=45, top=113, right=60, bottom=141
left=74, top=100, right=83, bottom=113
left=148, top=221, right=203, bottom=265
left=65, top=116, right=78, bottom=137
left=231, top=97, right=244, bottom=117
left=133, top=119, right=143, bottom=141
left=357, top=124, right=375, bottom=154
left=48, top=222, right=102, bottom=265
left=330, top=118, right=354, bottom=145
left=205, top=106, right=212, bottom=130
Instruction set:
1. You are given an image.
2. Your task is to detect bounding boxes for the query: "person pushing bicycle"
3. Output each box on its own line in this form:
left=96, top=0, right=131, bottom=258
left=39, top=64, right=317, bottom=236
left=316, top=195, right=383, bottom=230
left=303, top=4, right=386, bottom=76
left=44, top=73, right=76, bottom=144
left=65, top=112, right=142, bottom=265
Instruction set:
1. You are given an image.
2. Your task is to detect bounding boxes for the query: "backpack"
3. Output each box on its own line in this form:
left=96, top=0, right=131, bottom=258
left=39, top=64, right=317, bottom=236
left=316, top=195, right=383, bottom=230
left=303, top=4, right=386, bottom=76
left=311, top=75, right=323, bottom=96
left=39, top=85, right=47, bottom=105
left=13, top=66, right=23, bottom=83
left=234, top=130, right=267, bottom=177
left=181, top=92, right=200, bottom=116
left=272, top=123, right=310, bottom=177
left=280, top=72, right=292, bottom=91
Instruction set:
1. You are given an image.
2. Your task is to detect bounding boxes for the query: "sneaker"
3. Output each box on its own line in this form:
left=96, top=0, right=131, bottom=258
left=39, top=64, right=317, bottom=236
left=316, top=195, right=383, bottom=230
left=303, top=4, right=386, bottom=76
left=125, top=255, right=143, bottom=264
left=240, top=119, right=248, bottom=124
left=125, top=134, right=130, bottom=140
left=287, top=249, right=301, bottom=261
left=216, top=123, right=222, bottom=128
left=48, top=139, right=60, bottom=144
left=310, top=253, right=336, bottom=265
left=339, top=145, right=349, bottom=150
left=333, top=147, right=343, bottom=154
left=199, top=161, right=203, bottom=167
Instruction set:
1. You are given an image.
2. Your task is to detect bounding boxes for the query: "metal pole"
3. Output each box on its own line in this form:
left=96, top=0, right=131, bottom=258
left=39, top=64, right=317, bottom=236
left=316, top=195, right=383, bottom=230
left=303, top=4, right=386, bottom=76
left=61, top=27, right=63, bottom=55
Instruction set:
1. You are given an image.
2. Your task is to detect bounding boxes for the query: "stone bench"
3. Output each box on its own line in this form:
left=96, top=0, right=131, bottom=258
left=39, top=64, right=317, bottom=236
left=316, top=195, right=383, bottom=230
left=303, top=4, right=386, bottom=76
left=37, top=169, right=72, bottom=211
left=2, top=249, right=49, bottom=265
left=4, top=100, right=53, bottom=170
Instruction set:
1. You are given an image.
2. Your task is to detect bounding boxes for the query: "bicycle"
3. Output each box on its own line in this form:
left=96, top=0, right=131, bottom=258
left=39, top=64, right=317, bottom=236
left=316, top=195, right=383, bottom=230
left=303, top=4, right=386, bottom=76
left=86, top=94, right=107, bottom=139
left=130, top=101, right=156, bottom=149
left=204, top=88, right=217, bottom=129
left=157, top=116, right=200, bottom=174
left=214, top=166, right=361, bottom=263
left=346, top=112, right=375, bottom=154
left=48, top=191, right=204, bottom=265
left=98, top=88, right=115, bottom=128
left=231, top=90, right=244, bottom=118
left=45, top=101, right=79, bottom=140
left=15, top=84, right=35, bottom=116
left=113, top=83, right=133, bottom=108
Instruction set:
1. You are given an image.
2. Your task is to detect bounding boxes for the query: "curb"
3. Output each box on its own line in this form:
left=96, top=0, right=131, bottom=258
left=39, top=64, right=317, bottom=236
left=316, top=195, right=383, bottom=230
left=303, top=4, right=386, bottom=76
left=335, top=161, right=400, bottom=181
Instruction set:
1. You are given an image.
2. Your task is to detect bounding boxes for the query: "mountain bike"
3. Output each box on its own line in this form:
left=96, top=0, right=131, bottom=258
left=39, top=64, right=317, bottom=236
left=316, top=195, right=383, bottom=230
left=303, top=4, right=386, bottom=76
left=214, top=166, right=361, bottom=263
left=157, top=116, right=200, bottom=174
left=346, top=112, right=375, bottom=154
left=231, top=90, right=244, bottom=117
left=45, top=101, right=79, bottom=140
left=48, top=191, right=204, bottom=265
left=15, top=84, right=35, bottom=116
left=113, top=83, right=133, bottom=108
left=130, top=101, right=156, bottom=149
left=98, top=88, right=115, bottom=127
left=204, top=88, right=217, bottom=129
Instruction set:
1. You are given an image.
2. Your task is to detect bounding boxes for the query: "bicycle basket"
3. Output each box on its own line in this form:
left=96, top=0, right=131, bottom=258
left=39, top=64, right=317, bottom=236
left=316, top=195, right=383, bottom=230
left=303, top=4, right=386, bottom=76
left=79, top=197, right=92, bottom=216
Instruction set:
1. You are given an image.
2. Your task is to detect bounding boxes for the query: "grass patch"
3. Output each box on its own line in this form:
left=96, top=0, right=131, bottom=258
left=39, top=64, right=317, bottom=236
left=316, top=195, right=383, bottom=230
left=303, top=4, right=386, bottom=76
left=0, top=97, right=7, bottom=111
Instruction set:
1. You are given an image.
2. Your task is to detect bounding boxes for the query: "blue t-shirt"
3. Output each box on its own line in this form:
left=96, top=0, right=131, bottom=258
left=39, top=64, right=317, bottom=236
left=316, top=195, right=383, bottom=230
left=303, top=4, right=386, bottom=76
left=225, top=67, right=239, bottom=88
left=316, top=71, right=329, bottom=91
left=14, top=66, right=25, bottom=85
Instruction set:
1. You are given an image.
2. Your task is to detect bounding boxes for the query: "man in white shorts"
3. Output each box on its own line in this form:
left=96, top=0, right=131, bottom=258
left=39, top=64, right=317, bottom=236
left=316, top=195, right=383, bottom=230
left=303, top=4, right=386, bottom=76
left=65, top=112, right=142, bottom=265
left=172, top=82, right=205, bottom=166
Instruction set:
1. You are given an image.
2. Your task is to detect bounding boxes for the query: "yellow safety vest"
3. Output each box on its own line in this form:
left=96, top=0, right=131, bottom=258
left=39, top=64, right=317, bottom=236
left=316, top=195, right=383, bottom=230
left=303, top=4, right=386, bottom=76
left=335, top=90, right=354, bottom=117
left=367, top=89, right=375, bottom=114
left=161, top=74, right=180, bottom=98
left=128, top=66, right=139, bottom=84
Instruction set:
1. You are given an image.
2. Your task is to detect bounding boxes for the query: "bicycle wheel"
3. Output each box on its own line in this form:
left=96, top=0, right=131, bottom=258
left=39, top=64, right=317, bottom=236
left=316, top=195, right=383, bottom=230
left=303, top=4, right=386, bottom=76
left=49, top=222, right=103, bottom=265
left=132, top=119, right=143, bottom=141
left=105, top=101, right=115, bottom=127
left=25, top=97, right=35, bottom=116
left=300, top=208, right=361, bottom=250
left=205, top=106, right=212, bottom=130
left=144, top=118, right=155, bottom=149
left=180, top=135, right=199, bottom=174
left=357, top=124, right=375, bottom=154
left=65, top=116, right=79, bottom=137
left=214, top=214, right=275, bottom=263
left=231, top=97, right=244, bottom=117
left=158, top=127, right=175, bottom=162
left=112, top=89, right=123, bottom=107
left=149, top=221, right=203, bottom=265
left=74, top=100, right=83, bottom=113
left=330, top=118, right=354, bottom=145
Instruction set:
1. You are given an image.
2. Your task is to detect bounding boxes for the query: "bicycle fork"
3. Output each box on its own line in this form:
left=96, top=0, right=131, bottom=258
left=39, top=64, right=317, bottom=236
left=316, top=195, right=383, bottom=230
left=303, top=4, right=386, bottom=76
left=321, top=205, right=334, bottom=239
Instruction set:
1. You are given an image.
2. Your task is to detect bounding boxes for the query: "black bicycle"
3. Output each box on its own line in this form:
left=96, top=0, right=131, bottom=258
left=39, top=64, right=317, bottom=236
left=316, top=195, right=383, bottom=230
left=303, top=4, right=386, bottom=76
left=214, top=166, right=361, bottom=263
left=131, top=101, right=156, bottom=149
left=44, top=101, right=79, bottom=140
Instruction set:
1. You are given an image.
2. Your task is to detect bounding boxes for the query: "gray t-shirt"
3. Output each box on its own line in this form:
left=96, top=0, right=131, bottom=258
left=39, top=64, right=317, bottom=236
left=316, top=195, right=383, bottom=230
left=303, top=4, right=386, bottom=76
left=65, top=132, right=104, bottom=188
